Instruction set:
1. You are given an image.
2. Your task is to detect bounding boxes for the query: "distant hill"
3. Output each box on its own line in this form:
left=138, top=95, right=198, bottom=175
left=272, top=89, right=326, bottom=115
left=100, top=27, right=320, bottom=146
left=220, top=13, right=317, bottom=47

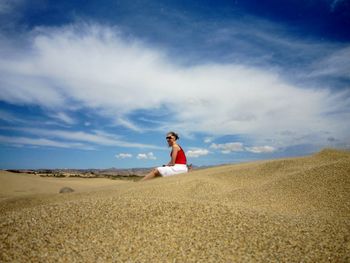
left=5, top=167, right=150, bottom=178
left=5, top=164, right=211, bottom=178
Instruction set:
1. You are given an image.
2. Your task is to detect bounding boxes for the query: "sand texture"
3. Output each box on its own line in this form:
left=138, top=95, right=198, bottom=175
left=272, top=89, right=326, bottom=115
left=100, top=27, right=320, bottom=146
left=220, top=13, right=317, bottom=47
left=1, top=149, right=349, bottom=262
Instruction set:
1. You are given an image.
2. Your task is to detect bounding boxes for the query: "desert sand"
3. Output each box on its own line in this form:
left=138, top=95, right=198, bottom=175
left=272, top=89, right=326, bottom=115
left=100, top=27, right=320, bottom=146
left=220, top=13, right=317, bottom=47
left=0, top=149, right=349, bottom=262
left=0, top=172, right=128, bottom=200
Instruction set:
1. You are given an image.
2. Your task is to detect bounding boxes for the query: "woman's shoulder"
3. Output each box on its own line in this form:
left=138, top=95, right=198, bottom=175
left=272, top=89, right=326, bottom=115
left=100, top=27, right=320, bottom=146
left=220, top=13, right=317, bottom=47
left=172, top=144, right=181, bottom=150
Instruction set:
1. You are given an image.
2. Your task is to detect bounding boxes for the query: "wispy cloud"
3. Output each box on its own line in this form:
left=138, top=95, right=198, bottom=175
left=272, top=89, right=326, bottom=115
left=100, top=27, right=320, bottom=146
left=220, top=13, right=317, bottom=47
left=210, top=142, right=244, bottom=154
left=210, top=142, right=277, bottom=154
left=31, top=128, right=159, bottom=148
left=1, top=127, right=160, bottom=149
left=186, top=148, right=209, bottom=158
left=0, top=109, right=75, bottom=128
left=50, top=112, right=76, bottom=125
left=0, top=135, right=95, bottom=150
left=245, top=146, right=276, bottom=154
left=115, top=117, right=142, bottom=132
left=308, top=46, right=350, bottom=78
left=0, top=22, right=349, bottom=150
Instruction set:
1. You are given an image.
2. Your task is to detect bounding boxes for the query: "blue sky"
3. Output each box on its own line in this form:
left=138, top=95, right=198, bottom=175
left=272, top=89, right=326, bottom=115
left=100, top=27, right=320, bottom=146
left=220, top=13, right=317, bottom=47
left=0, top=0, right=349, bottom=169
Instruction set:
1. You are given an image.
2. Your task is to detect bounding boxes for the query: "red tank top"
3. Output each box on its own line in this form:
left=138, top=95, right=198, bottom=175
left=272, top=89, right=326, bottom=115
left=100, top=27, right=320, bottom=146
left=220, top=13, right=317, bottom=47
left=171, top=146, right=187, bottom=164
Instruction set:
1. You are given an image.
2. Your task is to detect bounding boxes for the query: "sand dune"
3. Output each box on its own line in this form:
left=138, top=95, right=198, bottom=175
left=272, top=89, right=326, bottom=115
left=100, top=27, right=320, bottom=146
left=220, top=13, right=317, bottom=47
left=0, top=172, right=127, bottom=199
left=1, top=149, right=349, bottom=262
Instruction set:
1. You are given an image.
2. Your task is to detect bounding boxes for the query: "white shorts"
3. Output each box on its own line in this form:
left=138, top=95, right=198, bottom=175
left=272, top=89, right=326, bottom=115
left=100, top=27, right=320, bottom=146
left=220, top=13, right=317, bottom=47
left=157, top=164, right=188, bottom=177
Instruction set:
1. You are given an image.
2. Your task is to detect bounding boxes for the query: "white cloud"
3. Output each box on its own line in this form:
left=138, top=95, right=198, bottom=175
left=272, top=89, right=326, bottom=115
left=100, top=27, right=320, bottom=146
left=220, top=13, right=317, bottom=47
left=115, top=117, right=142, bottom=132
left=210, top=142, right=244, bottom=154
left=245, top=146, right=276, bottom=153
left=0, top=110, right=74, bottom=127
left=0, top=135, right=95, bottom=150
left=51, top=112, right=76, bottom=125
left=209, top=142, right=277, bottom=154
left=137, top=152, right=156, bottom=160
left=0, top=23, right=349, bottom=149
left=186, top=148, right=209, bottom=158
left=309, top=46, right=350, bottom=78
left=2, top=127, right=160, bottom=149
left=115, top=153, right=133, bottom=159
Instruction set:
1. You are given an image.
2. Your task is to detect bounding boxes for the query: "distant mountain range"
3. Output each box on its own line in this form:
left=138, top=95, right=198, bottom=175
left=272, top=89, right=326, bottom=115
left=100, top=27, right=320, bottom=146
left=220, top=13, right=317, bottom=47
left=6, top=168, right=150, bottom=178
left=5, top=165, right=212, bottom=179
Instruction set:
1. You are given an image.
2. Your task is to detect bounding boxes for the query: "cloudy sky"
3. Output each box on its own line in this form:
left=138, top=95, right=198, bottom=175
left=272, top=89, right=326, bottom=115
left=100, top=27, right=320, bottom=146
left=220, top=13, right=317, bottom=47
left=0, top=0, right=349, bottom=169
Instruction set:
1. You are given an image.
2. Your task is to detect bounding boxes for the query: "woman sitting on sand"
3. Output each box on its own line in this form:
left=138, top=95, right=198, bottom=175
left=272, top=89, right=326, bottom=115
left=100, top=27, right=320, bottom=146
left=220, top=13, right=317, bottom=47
left=141, top=131, right=188, bottom=181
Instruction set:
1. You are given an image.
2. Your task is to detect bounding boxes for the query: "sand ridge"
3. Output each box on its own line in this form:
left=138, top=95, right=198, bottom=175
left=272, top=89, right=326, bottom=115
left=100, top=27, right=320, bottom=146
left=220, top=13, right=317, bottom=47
left=1, top=149, right=349, bottom=262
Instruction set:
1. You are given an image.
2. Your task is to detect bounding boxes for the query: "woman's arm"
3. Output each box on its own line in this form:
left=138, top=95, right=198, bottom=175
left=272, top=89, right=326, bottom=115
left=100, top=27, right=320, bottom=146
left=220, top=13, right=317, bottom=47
left=167, top=145, right=180, bottom=166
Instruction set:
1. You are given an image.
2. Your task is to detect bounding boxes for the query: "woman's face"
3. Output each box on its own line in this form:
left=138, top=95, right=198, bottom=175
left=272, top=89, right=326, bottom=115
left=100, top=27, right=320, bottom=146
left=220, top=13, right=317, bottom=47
left=166, top=134, right=175, bottom=146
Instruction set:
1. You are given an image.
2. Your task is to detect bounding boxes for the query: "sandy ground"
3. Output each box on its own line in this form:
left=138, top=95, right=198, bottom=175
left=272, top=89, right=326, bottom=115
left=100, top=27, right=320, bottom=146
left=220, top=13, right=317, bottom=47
left=0, top=171, right=127, bottom=200
left=0, top=149, right=349, bottom=262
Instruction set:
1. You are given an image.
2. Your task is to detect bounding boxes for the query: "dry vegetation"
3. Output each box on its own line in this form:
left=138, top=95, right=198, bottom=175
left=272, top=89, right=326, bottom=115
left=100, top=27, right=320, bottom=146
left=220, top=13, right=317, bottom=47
left=0, top=149, right=349, bottom=262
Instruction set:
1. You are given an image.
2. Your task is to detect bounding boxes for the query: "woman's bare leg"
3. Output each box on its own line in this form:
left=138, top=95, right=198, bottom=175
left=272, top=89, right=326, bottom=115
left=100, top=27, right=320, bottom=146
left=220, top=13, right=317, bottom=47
left=141, top=168, right=160, bottom=181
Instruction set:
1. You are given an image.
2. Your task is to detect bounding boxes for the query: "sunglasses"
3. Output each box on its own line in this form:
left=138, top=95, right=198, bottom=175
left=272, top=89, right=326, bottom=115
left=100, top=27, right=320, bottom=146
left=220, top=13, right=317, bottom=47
left=166, top=136, right=173, bottom=140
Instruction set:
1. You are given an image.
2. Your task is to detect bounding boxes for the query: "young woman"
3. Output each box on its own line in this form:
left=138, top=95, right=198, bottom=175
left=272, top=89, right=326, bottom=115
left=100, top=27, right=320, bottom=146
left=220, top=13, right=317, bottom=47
left=141, top=131, right=188, bottom=181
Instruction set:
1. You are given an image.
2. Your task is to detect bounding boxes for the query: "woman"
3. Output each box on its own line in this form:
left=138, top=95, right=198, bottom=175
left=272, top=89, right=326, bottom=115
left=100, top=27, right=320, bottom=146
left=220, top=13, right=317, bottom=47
left=141, top=131, right=188, bottom=181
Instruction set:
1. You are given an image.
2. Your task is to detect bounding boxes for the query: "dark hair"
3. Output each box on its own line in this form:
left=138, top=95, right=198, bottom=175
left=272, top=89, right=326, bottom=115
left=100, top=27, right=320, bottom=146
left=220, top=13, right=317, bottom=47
left=167, top=131, right=179, bottom=140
